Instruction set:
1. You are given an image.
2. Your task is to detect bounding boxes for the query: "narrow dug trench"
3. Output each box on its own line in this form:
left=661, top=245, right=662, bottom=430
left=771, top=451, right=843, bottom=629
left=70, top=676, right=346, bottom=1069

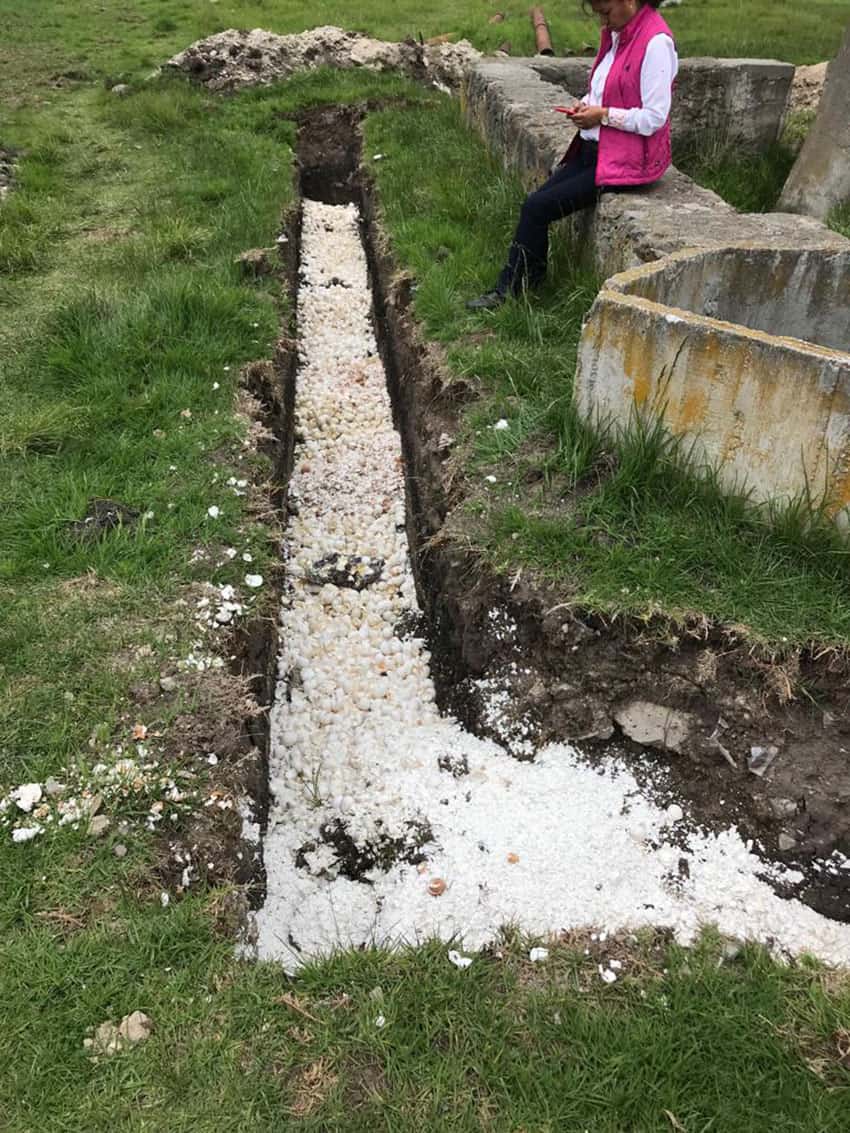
left=245, top=106, right=850, bottom=971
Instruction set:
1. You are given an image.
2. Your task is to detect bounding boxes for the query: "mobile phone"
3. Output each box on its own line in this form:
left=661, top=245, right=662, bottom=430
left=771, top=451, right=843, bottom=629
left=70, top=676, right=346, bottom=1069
left=553, top=106, right=576, bottom=115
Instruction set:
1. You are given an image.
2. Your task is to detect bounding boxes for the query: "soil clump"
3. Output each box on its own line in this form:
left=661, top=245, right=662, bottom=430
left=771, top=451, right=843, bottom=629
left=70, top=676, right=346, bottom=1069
left=165, top=26, right=480, bottom=94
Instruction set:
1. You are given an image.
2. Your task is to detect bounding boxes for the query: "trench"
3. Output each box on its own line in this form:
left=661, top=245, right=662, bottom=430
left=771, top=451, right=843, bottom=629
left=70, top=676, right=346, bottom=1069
left=243, top=106, right=850, bottom=971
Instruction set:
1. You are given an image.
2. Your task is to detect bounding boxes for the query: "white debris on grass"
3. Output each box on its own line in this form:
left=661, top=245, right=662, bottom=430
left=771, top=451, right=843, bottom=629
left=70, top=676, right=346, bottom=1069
left=448, top=949, right=474, bottom=970
left=0, top=743, right=198, bottom=846
left=12, top=783, right=42, bottom=813
left=252, top=199, right=850, bottom=973
left=12, top=825, right=44, bottom=844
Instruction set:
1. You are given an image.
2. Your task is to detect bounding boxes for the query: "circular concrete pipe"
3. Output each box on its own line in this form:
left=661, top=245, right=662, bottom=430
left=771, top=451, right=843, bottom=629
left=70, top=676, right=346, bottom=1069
left=530, top=6, right=554, bottom=56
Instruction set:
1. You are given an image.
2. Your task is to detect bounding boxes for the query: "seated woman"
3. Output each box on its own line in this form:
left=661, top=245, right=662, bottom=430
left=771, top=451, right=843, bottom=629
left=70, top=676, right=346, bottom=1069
left=468, top=0, right=678, bottom=310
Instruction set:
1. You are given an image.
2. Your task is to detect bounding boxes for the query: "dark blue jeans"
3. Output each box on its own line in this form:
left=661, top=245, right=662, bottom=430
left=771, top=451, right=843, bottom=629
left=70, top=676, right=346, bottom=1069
left=497, top=139, right=599, bottom=296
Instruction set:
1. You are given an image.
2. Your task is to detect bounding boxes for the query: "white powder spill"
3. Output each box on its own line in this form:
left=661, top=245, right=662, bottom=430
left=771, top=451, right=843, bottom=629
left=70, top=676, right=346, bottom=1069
left=251, top=200, right=850, bottom=972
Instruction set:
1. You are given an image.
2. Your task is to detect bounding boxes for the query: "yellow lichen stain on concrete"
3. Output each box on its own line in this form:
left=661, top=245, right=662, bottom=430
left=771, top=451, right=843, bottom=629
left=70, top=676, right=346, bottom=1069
left=611, top=309, right=654, bottom=408
left=673, top=386, right=709, bottom=431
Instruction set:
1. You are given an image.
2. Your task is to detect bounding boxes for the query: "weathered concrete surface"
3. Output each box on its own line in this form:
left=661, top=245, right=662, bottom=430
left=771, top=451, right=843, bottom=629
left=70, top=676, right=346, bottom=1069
left=166, top=26, right=481, bottom=92
left=613, top=246, right=850, bottom=352
left=574, top=248, right=850, bottom=520
left=778, top=22, right=850, bottom=220
left=463, top=58, right=845, bottom=280
left=523, top=56, right=794, bottom=153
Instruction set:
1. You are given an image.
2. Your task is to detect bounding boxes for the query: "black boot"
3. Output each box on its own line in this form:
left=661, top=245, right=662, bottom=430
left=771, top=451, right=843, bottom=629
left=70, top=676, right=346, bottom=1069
left=466, top=289, right=506, bottom=311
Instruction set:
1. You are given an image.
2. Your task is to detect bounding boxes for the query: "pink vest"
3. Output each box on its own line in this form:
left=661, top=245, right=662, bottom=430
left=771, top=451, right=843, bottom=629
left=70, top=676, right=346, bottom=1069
left=565, top=4, right=675, bottom=187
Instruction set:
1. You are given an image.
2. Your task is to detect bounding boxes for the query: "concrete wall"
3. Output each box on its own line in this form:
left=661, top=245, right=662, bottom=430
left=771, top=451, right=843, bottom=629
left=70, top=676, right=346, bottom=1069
left=526, top=56, right=795, bottom=154
left=613, top=247, right=850, bottom=353
left=575, top=253, right=850, bottom=520
left=779, top=21, right=850, bottom=220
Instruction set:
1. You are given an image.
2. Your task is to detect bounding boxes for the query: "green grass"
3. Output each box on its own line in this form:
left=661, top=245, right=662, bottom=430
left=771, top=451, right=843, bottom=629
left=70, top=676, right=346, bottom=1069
left=3, top=913, right=850, bottom=1131
left=675, top=136, right=797, bottom=213
left=2, top=4, right=850, bottom=1130
left=1, top=0, right=848, bottom=101
left=829, top=202, right=850, bottom=238
left=366, top=101, right=850, bottom=645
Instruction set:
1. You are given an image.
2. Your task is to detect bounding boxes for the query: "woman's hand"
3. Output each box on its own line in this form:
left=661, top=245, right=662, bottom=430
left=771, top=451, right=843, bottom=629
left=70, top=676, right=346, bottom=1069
left=569, top=105, right=607, bottom=130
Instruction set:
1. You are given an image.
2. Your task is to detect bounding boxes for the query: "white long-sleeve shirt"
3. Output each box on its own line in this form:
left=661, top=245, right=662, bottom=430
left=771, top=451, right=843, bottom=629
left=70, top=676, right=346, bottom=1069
left=580, top=31, right=678, bottom=141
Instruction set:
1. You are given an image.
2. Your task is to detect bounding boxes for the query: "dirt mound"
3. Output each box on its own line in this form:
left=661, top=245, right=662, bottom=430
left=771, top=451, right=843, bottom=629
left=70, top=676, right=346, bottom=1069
left=789, top=62, right=827, bottom=115
left=164, top=26, right=480, bottom=93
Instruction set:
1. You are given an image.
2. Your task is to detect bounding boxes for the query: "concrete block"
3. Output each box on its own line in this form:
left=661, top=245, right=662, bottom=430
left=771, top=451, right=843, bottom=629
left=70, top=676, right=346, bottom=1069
left=778, top=21, right=850, bottom=220
left=469, top=56, right=794, bottom=156
left=574, top=246, right=850, bottom=521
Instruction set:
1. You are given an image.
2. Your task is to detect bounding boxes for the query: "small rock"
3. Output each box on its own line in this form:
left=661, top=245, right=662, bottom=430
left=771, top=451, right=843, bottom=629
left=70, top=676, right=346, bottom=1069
left=768, top=797, right=797, bottom=821
left=113, top=843, right=128, bottom=859
left=110, top=83, right=130, bottom=95
left=85, top=1012, right=153, bottom=1057
left=614, top=701, right=696, bottom=755
left=44, top=778, right=66, bottom=797
left=722, top=939, right=744, bottom=961
left=83, top=794, right=103, bottom=817
left=529, top=947, right=549, bottom=962
left=85, top=1021, right=121, bottom=1056
left=118, top=1011, right=153, bottom=1045
left=665, top=804, right=684, bottom=823
left=778, top=833, right=797, bottom=852
left=88, top=815, right=111, bottom=838
left=748, top=745, right=779, bottom=777
left=159, top=676, right=178, bottom=693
